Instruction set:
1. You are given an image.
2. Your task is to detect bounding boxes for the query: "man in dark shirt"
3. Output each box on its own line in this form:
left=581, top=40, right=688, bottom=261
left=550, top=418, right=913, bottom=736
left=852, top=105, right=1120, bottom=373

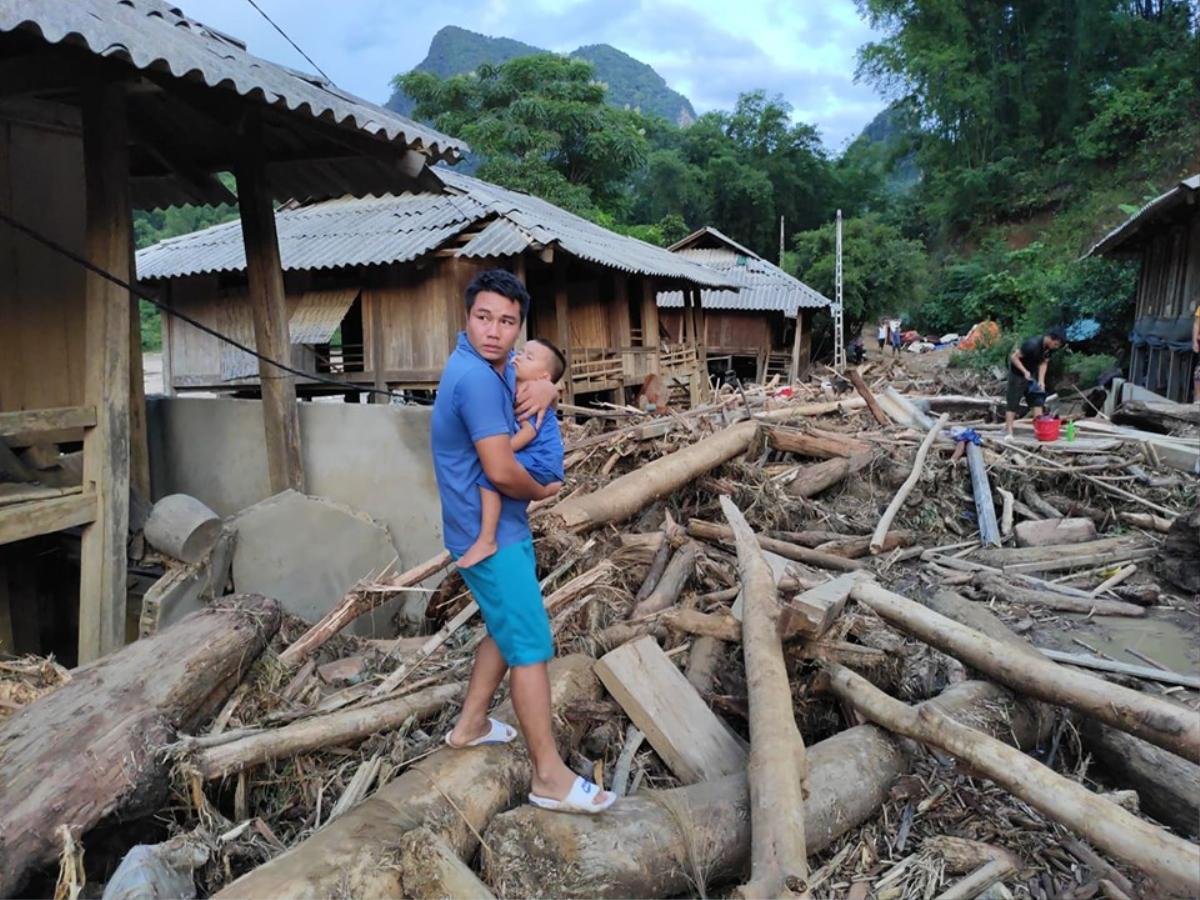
left=1005, top=326, right=1066, bottom=436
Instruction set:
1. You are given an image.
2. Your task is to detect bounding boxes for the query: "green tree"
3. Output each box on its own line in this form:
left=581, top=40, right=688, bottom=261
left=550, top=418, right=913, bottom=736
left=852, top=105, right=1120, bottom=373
left=398, top=54, right=648, bottom=216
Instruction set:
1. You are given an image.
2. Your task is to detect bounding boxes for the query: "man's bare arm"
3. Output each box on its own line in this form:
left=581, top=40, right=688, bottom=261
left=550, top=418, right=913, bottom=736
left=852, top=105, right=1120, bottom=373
left=1010, top=347, right=1031, bottom=379
left=1037, top=359, right=1049, bottom=389
left=476, top=434, right=559, bottom=500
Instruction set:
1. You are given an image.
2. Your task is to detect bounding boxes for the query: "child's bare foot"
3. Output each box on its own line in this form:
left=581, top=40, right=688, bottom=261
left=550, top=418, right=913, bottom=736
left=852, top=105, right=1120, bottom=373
left=456, top=539, right=497, bottom=569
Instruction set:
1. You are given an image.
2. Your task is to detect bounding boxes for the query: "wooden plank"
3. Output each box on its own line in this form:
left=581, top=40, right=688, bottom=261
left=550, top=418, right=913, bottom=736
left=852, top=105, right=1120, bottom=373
left=1036, top=648, right=1200, bottom=690
left=595, top=635, right=746, bottom=783
left=779, top=572, right=856, bottom=639
left=554, top=259, right=573, bottom=404
left=0, top=406, right=96, bottom=436
left=235, top=113, right=304, bottom=493
left=78, top=80, right=131, bottom=664
left=0, top=483, right=82, bottom=506
left=640, top=278, right=660, bottom=356
left=788, top=311, right=803, bottom=384
left=0, top=492, right=96, bottom=546
left=127, top=242, right=150, bottom=500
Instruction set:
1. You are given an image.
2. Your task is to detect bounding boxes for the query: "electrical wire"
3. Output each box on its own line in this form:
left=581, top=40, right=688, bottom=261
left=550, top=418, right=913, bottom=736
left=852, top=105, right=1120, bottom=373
left=242, top=0, right=334, bottom=84
left=0, top=209, right=429, bottom=404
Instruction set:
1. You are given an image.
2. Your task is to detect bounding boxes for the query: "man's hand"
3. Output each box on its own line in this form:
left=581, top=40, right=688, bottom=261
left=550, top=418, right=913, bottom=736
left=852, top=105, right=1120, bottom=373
left=517, top=379, right=559, bottom=428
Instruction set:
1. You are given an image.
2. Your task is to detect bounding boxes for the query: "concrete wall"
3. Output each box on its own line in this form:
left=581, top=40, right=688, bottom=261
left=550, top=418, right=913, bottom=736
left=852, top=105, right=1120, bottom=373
left=148, top=397, right=444, bottom=583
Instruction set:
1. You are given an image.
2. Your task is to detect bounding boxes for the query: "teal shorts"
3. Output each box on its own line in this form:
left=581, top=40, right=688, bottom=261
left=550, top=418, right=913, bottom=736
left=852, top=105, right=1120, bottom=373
left=455, top=538, right=554, bottom=667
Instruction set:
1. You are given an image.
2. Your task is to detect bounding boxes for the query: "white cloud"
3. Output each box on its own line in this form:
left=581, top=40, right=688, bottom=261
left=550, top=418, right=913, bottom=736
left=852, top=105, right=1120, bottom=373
left=182, top=0, right=887, bottom=146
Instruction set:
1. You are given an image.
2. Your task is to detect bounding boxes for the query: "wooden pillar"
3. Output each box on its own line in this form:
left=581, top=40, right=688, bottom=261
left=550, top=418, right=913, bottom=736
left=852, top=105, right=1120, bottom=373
left=369, top=289, right=388, bottom=405
left=127, top=246, right=151, bottom=501
left=79, top=81, right=132, bottom=663
left=160, top=282, right=176, bottom=397
left=690, top=288, right=709, bottom=403
left=640, top=279, right=660, bottom=347
left=612, top=272, right=632, bottom=394
left=554, top=256, right=573, bottom=403
left=513, top=254, right=528, bottom=345
left=788, top=311, right=804, bottom=384
left=235, top=115, right=305, bottom=493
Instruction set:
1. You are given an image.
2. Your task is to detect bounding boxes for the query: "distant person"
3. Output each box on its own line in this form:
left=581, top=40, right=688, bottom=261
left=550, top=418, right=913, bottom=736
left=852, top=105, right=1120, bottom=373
left=877, top=320, right=887, bottom=350
left=889, top=318, right=903, bottom=355
left=849, top=336, right=865, bottom=365
left=1005, top=326, right=1066, bottom=437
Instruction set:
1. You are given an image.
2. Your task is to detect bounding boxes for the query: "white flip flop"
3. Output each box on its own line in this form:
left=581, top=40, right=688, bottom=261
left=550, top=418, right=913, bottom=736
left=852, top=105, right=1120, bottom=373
left=444, top=717, right=517, bottom=749
left=528, top=776, right=616, bottom=814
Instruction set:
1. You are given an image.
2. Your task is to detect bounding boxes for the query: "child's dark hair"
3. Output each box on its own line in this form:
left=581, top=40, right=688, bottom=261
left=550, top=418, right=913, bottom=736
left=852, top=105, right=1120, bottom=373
left=465, top=269, right=530, bottom=322
left=529, top=338, right=567, bottom=383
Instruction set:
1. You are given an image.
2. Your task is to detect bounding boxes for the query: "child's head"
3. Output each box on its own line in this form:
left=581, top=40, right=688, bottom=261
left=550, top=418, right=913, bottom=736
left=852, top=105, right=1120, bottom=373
left=514, top=338, right=567, bottom=384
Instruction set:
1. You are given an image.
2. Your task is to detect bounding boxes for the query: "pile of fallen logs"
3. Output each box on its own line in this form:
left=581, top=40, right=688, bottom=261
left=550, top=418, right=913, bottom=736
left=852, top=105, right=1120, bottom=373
left=0, top=370, right=1197, bottom=898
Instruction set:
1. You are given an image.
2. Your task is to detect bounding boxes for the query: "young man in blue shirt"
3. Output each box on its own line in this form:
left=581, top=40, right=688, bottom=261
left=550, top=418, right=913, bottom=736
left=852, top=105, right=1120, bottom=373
left=430, top=269, right=615, bottom=814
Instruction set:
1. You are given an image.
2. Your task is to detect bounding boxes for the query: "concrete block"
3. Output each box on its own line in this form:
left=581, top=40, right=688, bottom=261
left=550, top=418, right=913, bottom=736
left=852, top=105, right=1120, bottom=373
left=229, top=490, right=397, bottom=637
left=1014, top=517, right=1097, bottom=548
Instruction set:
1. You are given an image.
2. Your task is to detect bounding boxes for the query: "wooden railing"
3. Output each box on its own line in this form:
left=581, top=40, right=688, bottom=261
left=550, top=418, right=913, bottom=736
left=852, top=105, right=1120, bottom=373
left=313, top=343, right=366, bottom=374
left=568, top=344, right=700, bottom=390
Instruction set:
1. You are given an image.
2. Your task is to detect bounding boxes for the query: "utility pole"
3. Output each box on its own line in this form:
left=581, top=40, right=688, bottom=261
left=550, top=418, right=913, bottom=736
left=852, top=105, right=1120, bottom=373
left=778, top=215, right=785, bottom=267
left=833, top=209, right=846, bottom=373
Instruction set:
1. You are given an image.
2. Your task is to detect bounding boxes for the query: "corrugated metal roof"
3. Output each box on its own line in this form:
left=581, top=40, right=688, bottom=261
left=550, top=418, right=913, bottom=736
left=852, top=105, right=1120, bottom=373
left=137, top=168, right=741, bottom=289
left=0, top=0, right=465, bottom=164
left=1086, top=174, right=1200, bottom=258
left=657, top=227, right=831, bottom=317
left=289, top=288, right=359, bottom=344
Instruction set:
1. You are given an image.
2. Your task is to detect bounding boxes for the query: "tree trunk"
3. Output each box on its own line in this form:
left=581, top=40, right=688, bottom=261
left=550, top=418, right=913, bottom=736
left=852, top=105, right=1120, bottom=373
left=395, top=827, right=497, bottom=899
left=965, top=442, right=1000, bottom=547
left=279, top=550, right=452, bottom=668
left=1155, top=506, right=1200, bottom=594
left=766, top=426, right=871, bottom=459
left=719, top=496, right=809, bottom=897
left=215, top=655, right=599, bottom=899
left=1079, top=718, right=1200, bottom=838
left=972, top=573, right=1146, bottom=617
left=480, top=681, right=1050, bottom=899
left=688, top=519, right=863, bottom=572
left=871, top=414, right=948, bottom=553
left=662, top=608, right=742, bottom=642
left=630, top=541, right=698, bottom=618
left=850, top=580, right=1200, bottom=762
left=816, top=530, right=914, bottom=559
left=827, top=664, right=1199, bottom=896
left=553, top=421, right=758, bottom=531
left=193, top=682, right=464, bottom=780
left=786, top=452, right=873, bottom=499
left=846, top=367, right=890, bottom=426
left=0, top=596, right=280, bottom=897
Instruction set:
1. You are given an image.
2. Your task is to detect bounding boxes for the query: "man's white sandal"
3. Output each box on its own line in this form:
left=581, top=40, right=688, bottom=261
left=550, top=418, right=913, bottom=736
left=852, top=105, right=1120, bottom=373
left=444, top=717, right=517, bottom=748
left=528, top=776, right=616, bottom=814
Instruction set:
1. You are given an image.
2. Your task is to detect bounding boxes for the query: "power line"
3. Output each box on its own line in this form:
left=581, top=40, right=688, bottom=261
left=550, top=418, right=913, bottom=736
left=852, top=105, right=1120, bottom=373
left=242, top=0, right=334, bottom=84
left=0, top=209, right=427, bottom=404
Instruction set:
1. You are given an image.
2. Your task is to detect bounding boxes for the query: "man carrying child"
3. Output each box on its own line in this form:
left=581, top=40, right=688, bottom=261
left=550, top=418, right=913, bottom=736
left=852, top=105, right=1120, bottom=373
left=429, top=269, right=616, bottom=814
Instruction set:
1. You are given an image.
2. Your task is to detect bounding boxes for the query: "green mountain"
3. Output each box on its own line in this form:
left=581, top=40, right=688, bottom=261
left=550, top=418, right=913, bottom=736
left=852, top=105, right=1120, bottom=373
left=386, top=26, right=697, bottom=126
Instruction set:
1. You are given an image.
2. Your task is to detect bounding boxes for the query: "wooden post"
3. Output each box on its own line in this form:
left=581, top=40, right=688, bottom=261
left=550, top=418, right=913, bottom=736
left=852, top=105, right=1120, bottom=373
left=127, top=245, right=151, bottom=501
left=641, top=279, right=660, bottom=353
left=788, top=312, right=804, bottom=384
left=235, top=115, right=304, bottom=493
left=554, top=257, right=573, bottom=404
left=612, top=273, right=632, bottom=396
left=160, top=282, right=175, bottom=397
left=79, top=81, right=132, bottom=663
left=369, top=291, right=388, bottom=405
left=513, top=254, right=528, bottom=345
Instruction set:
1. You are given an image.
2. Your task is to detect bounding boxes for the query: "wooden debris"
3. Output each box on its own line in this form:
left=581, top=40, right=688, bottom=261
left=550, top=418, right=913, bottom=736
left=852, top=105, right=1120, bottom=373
left=688, top=519, right=863, bottom=572
left=778, top=572, right=856, bottom=640
left=766, top=426, right=871, bottom=459
left=847, top=367, right=890, bottom=426
left=786, top=452, right=874, bottom=499
left=965, top=442, right=1001, bottom=547
left=871, top=414, right=949, bottom=554
left=630, top=540, right=698, bottom=618
left=395, top=828, right=497, bottom=900
left=595, top=635, right=745, bottom=783
left=1013, top=516, right=1097, bottom=548
left=972, top=573, right=1147, bottom=617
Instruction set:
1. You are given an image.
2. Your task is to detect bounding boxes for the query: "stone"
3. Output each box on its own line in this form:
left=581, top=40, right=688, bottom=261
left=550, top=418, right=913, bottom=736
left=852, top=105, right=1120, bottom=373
left=1013, top=517, right=1097, bottom=548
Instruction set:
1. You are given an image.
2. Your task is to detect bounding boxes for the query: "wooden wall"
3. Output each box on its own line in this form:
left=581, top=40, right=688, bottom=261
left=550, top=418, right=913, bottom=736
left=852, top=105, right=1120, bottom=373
left=0, top=117, right=87, bottom=412
left=1133, top=210, right=1199, bottom=319
left=703, top=311, right=773, bottom=355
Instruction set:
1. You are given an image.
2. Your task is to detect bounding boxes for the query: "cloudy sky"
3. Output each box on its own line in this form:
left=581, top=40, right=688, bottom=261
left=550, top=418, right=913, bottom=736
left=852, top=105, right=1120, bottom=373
left=197, top=0, right=888, bottom=149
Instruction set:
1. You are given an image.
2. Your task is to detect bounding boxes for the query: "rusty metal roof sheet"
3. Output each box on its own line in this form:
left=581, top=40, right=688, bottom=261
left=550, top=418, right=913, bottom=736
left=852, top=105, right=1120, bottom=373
left=0, top=0, right=465, bottom=165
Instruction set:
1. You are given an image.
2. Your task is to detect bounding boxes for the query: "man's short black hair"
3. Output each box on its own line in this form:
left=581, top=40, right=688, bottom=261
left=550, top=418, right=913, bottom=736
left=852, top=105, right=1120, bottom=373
left=1046, top=326, right=1067, bottom=344
left=529, top=338, right=567, bottom=383
left=465, top=269, right=530, bottom=322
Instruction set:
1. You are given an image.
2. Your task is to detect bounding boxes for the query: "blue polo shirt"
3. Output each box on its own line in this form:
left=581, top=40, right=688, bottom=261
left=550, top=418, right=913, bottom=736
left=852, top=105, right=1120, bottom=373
left=431, top=332, right=531, bottom=556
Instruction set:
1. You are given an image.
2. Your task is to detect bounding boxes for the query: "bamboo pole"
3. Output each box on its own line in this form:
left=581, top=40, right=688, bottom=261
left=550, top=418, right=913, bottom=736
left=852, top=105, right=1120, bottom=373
left=870, top=414, right=948, bottom=553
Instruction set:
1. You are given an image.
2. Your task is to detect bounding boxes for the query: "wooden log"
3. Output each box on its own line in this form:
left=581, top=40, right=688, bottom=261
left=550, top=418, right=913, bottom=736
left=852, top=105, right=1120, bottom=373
left=236, top=113, right=304, bottom=493
left=633, top=520, right=675, bottom=603
left=1080, top=719, right=1200, bottom=838
left=193, top=682, right=463, bottom=780
left=661, top=608, right=742, bottom=642
left=849, top=580, right=1200, bottom=762
left=480, top=680, right=1050, bottom=899
left=786, top=451, right=873, bottom=499
left=143, top=494, right=221, bottom=563
left=395, top=827, right=497, bottom=899
left=881, top=386, right=936, bottom=429
left=965, top=442, right=1000, bottom=547
left=595, top=636, right=745, bottom=783
left=215, top=655, right=599, bottom=899
left=684, top=635, right=724, bottom=693
left=974, top=536, right=1154, bottom=575
left=719, top=496, right=808, bottom=897
left=870, top=414, right=948, bottom=554
left=996, top=487, right=1015, bottom=537
left=1119, top=511, right=1174, bottom=534
left=78, top=80, right=132, bottom=664
left=756, top=397, right=867, bottom=421
left=630, top=540, right=697, bottom=618
left=553, top=421, right=758, bottom=530
left=935, top=858, right=1015, bottom=900
left=280, top=550, right=451, bottom=668
left=688, top=519, right=863, bottom=572
left=766, top=426, right=870, bottom=459
left=1013, top=517, right=1097, bottom=548
left=973, top=573, right=1147, bottom=617
left=0, top=596, right=280, bottom=897
left=826, top=664, right=1200, bottom=896
left=1035, top=649, right=1200, bottom=690
left=816, top=530, right=914, bottom=559
left=847, top=367, right=890, bottom=426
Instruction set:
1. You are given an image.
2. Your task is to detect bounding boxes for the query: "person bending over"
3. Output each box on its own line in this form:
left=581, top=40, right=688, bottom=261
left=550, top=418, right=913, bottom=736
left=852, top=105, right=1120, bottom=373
left=457, top=338, right=566, bottom=569
left=1005, top=326, right=1065, bottom=437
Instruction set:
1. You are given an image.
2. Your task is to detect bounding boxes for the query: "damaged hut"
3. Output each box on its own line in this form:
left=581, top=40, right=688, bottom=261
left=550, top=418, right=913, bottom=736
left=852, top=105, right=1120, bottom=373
left=136, top=169, right=739, bottom=406
left=658, top=225, right=831, bottom=383
left=1087, top=173, right=1199, bottom=403
left=0, top=0, right=463, bottom=663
